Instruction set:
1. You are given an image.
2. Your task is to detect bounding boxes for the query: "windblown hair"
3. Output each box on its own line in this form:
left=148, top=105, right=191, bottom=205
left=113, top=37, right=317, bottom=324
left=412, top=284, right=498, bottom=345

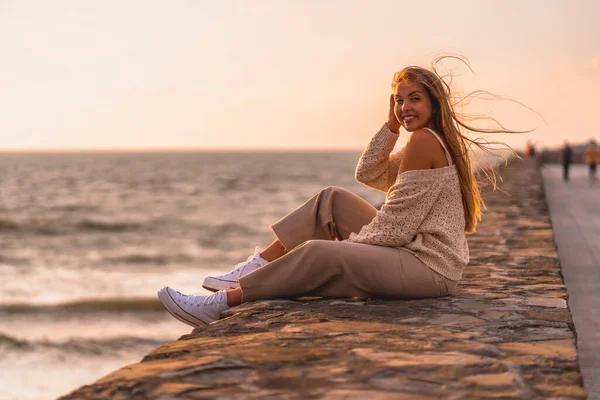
left=392, top=55, right=527, bottom=233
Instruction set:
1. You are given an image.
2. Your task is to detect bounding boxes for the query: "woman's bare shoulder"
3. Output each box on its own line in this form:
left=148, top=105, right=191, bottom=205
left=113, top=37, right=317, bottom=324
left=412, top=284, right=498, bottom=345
left=399, top=129, right=442, bottom=173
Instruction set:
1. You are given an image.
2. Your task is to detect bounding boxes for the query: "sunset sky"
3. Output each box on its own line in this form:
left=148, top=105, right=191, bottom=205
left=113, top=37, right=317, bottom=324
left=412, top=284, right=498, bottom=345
left=1, top=0, right=599, bottom=151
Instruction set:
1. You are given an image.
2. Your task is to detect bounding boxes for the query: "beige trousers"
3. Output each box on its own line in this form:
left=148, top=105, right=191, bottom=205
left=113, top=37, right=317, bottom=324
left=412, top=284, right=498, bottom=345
left=239, top=186, right=457, bottom=302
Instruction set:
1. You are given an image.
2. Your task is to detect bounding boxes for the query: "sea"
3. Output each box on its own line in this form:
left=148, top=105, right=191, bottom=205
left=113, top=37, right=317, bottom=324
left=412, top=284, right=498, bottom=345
left=0, top=151, right=388, bottom=400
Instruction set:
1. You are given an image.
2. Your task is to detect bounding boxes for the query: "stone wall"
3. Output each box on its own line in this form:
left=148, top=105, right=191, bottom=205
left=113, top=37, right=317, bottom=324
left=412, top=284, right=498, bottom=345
left=59, top=157, right=587, bottom=400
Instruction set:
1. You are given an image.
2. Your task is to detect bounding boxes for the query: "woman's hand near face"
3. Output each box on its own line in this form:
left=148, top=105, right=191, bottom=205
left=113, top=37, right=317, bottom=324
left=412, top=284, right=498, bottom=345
left=386, top=94, right=401, bottom=133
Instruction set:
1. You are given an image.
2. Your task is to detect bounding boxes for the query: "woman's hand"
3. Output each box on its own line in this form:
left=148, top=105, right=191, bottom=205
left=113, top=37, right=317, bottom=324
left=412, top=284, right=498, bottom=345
left=386, top=94, right=401, bottom=133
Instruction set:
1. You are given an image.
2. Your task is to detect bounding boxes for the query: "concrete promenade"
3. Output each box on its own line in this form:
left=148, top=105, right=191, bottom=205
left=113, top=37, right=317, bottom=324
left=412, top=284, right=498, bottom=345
left=543, top=164, right=600, bottom=399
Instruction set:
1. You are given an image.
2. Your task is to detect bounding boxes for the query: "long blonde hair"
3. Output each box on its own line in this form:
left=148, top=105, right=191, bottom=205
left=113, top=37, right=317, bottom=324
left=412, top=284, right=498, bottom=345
left=392, top=55, right=527, bottom=233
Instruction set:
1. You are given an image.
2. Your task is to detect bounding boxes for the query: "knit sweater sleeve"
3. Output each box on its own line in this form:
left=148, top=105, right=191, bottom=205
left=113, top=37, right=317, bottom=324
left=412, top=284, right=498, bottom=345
left=348, top=172, right=444, bottom=247
left=355, top=123, right=404, bottom=192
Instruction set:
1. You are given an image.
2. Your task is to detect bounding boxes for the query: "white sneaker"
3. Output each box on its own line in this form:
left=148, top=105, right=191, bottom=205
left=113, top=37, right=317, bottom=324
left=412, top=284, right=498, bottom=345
left=157, top=287, right=229, bottom=328
left=202, top=246, right=268, bottom=292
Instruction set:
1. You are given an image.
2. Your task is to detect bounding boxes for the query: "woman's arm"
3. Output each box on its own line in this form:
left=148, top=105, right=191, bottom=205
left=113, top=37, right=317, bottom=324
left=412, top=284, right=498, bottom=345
left=354, top=124, right=404, bottom=192
left=349, top=131, right=446, bottom=247
left=355, top=95, right=405, bottom=192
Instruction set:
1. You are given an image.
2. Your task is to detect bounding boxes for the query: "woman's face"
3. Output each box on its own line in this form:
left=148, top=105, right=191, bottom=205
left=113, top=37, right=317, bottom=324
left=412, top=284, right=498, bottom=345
left=393, top=81, right=435, bottom=132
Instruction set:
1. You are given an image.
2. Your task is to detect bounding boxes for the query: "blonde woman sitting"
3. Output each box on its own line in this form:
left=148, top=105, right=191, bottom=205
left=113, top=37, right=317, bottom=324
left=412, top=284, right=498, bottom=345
left=158, top=58, right=511, bottom=328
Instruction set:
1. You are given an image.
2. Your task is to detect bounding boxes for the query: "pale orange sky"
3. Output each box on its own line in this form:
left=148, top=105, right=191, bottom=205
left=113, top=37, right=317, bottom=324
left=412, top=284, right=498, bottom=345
left=1, top=0, right=599, bottom=151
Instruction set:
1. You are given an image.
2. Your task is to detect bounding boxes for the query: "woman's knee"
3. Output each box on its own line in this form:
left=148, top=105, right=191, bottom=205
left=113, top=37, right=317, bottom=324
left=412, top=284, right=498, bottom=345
left=296, top=240, right=337, bottom=262
left=320, top=186, right=361, bottom=205
left=297, top=240, right=345, bottom=276
left=300, top=239, right=328, bottom=252
left=320, top=186, right=344, bottom=195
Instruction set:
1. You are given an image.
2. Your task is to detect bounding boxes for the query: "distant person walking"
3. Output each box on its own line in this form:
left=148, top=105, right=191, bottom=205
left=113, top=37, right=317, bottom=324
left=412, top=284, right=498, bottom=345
left=525, top=140, right=536, bottom=157
left=562, top=141, right=573, bottom=181
left=583, top=141, right=599, bottom=181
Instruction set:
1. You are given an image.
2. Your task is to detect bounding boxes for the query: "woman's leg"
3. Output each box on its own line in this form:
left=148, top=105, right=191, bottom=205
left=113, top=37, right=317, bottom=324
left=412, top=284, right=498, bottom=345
left=233, top=240, right=452, bottom=306
left=159, top=241, right=455, bottom=327
left=227, top=287, right=243, bottom=306
left=260, top=240, right=287, bottom=262
left=268, top=186, right=378, bottom=253
left=203, top=187, right=378, bottom=292
left=257, top=186, right=377, bottom=263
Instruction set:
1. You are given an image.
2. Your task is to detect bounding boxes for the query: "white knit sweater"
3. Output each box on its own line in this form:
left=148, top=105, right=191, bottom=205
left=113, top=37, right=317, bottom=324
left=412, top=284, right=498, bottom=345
left=347, top=123, right=469, bottom=281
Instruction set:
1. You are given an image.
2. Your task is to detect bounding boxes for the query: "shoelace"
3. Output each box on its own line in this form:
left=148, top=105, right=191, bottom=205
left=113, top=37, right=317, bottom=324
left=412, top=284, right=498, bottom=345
left=222, top=254, right=256, bottom=277
left=178, top=291, right=219, bottom=307
left=222, top=247, right=262, bottom=277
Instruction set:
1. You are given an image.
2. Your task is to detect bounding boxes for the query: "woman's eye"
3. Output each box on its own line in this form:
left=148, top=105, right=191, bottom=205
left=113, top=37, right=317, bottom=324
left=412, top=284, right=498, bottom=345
left=412, top=97, right=420, bottom=101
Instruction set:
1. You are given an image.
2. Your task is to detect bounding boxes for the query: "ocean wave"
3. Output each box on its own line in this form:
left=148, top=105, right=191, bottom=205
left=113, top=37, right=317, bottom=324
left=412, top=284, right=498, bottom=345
left=196, top=221, right=262, bottom=248
left=3, top=215, right=262, bottom=237
left=0, top=332, right=29, bottom=349
left=0, top=217, right=18, bottom=231
left=198, top=221, right=260, bottom=236
left=0, top=217, right=148, bottom=235
left=0, top=297, right=164, bottom=315
left=49, top=204, right=99, bottom=212
left=78, top=219, right=143, bottom=232
left=0, top=217, right=68, bottom=235
left=0, top=332, right=163, bottom=355
left=0, top=255, right=29, bottom=265
left=104, top=253, right=194, bottom=265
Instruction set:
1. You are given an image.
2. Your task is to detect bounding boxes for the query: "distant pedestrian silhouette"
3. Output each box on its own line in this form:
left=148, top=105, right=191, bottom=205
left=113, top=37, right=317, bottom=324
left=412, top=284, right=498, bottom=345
left=562, top=141, right=573, bottom=181
left=525, top=140, right=536, bottom=157
left=583, top=140, right=599, bottom=181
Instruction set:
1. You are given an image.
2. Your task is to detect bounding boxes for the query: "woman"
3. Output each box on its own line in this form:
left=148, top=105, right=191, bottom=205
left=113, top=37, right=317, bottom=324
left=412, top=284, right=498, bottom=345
left=158, top=57, right=515, bottom=328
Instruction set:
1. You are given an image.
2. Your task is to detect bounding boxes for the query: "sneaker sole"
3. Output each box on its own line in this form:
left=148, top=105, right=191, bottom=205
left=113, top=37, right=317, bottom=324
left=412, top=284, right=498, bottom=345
left=202, top=276, right=240, bottom=292
left=157, top=287, right=208, bottom=329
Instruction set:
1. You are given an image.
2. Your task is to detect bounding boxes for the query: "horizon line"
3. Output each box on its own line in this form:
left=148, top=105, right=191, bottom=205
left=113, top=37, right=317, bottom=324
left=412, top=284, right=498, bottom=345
left=0, top=146, right=367, bottom=153
left=0, top=144, right=538, bottom=154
